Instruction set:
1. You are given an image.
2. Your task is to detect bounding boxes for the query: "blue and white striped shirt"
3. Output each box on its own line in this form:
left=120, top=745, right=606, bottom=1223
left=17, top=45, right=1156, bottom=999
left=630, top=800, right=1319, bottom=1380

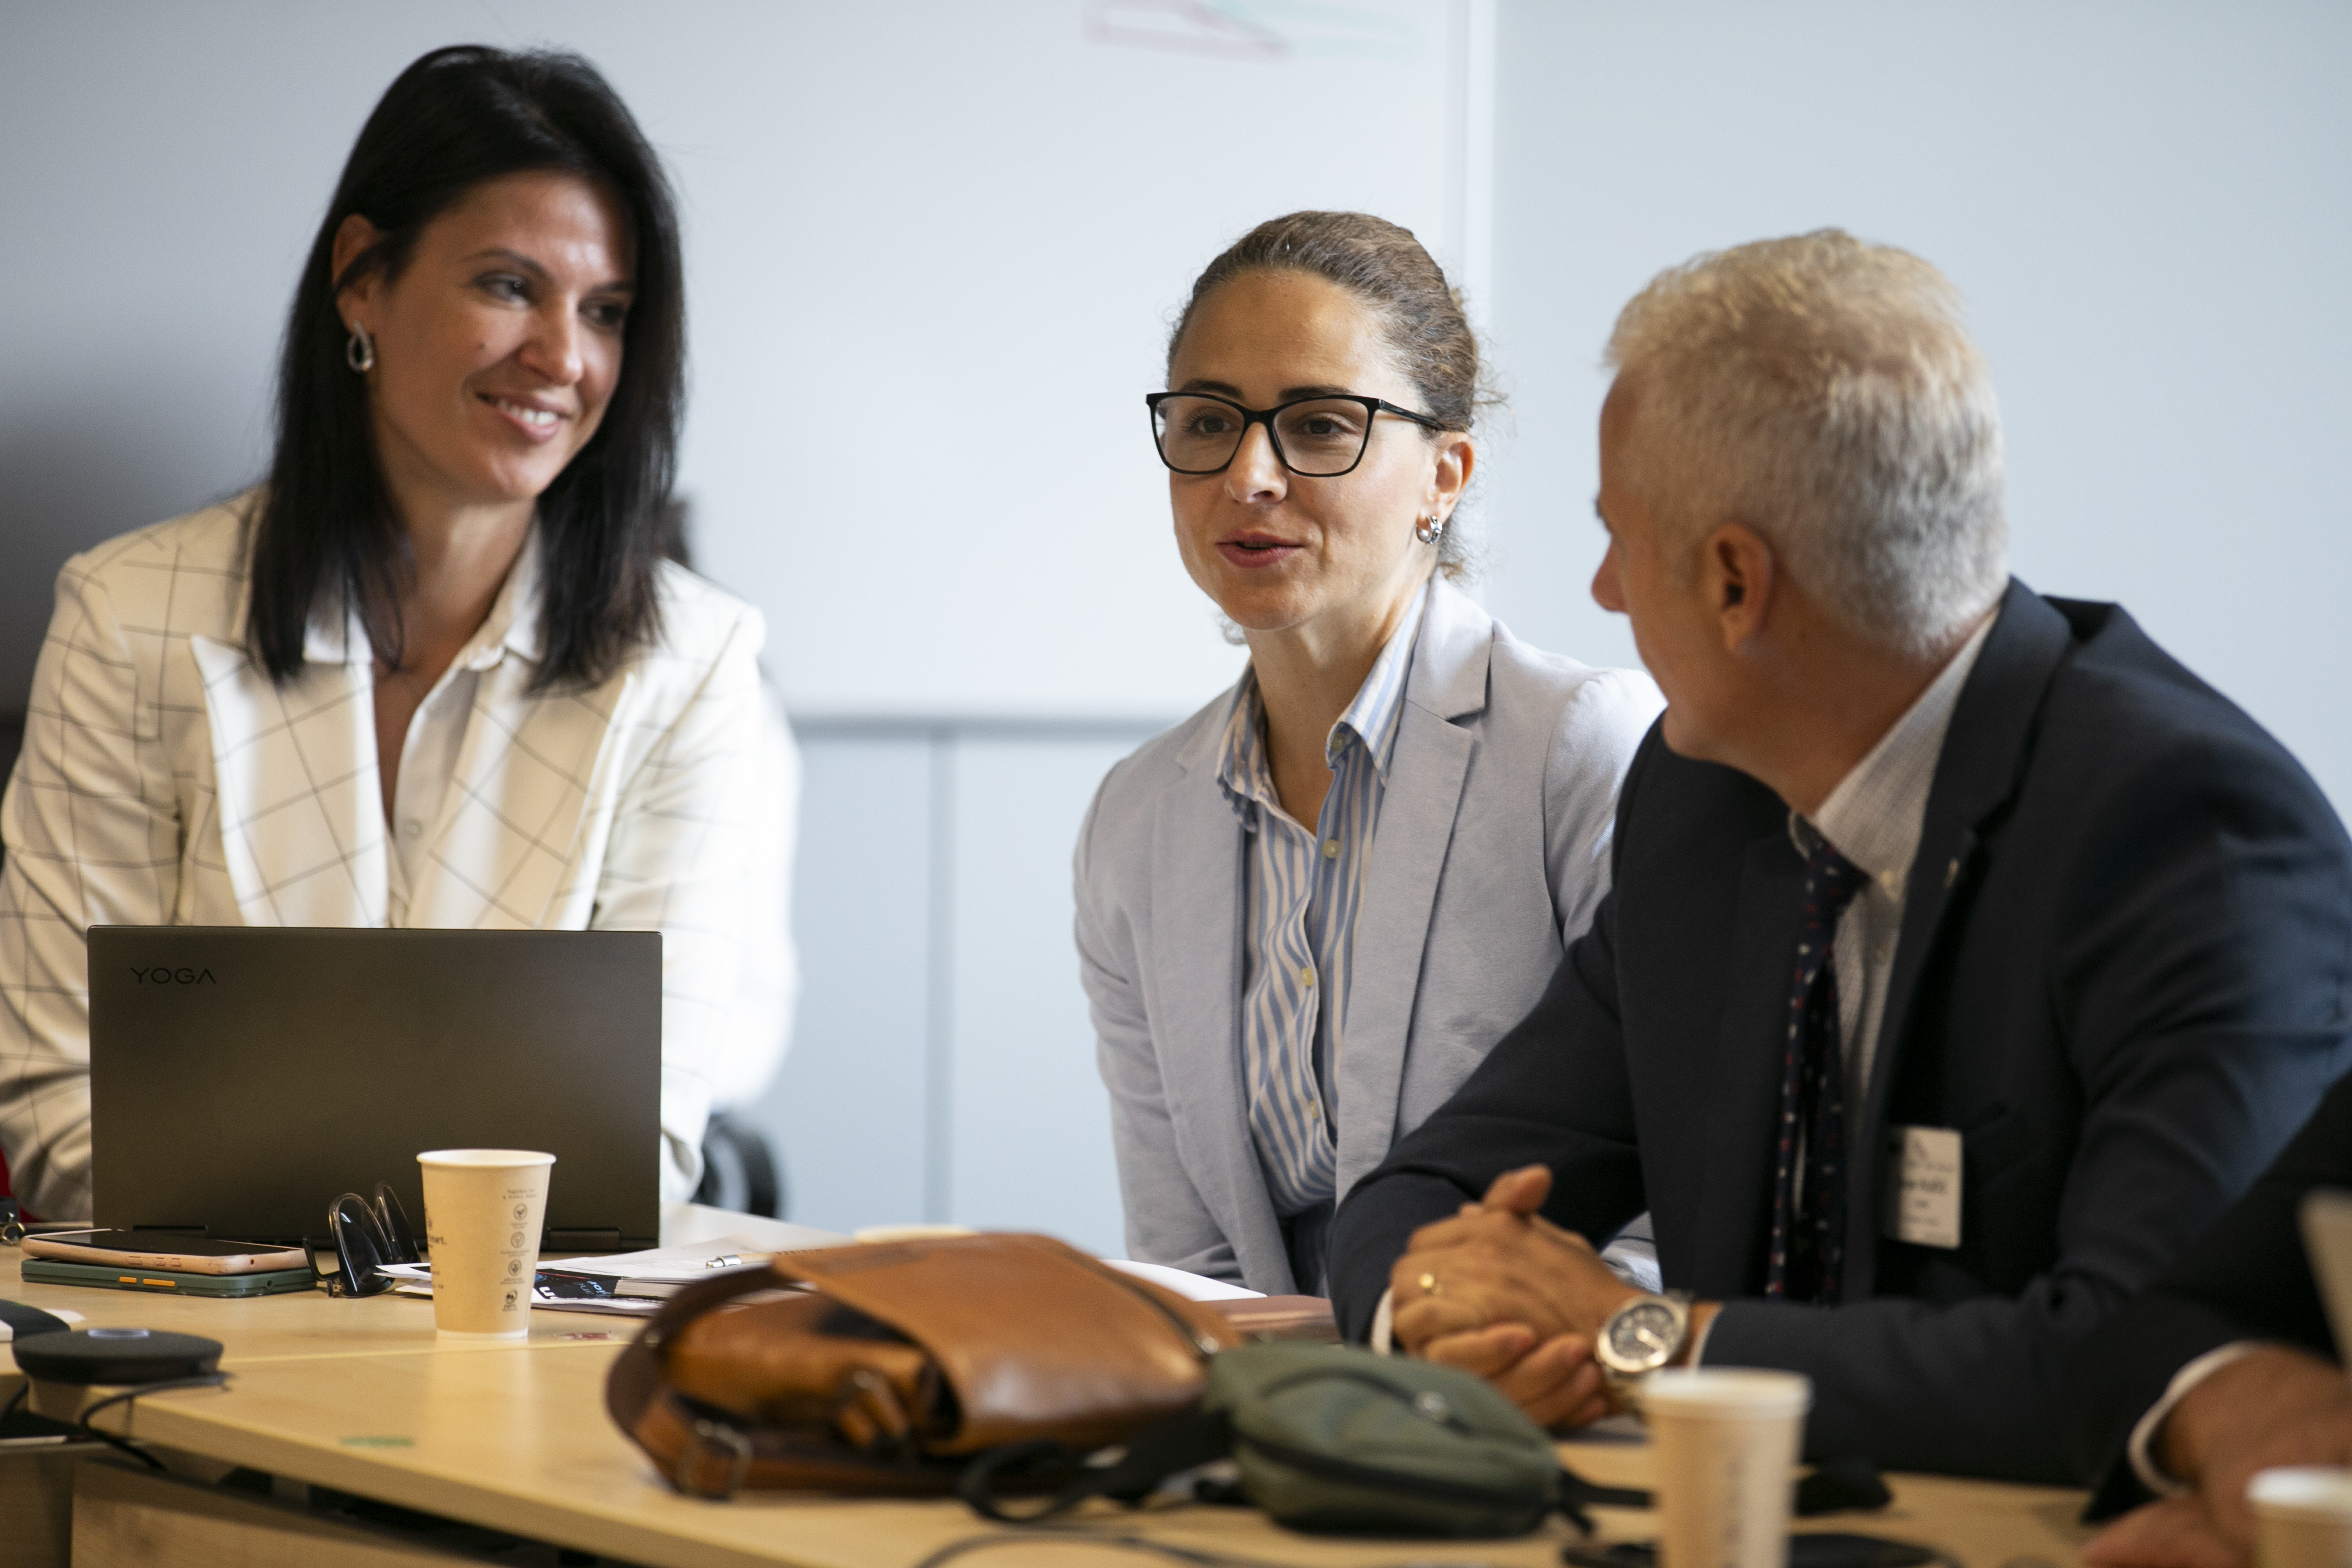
left=1216, top=580, right=1431, bottom=1226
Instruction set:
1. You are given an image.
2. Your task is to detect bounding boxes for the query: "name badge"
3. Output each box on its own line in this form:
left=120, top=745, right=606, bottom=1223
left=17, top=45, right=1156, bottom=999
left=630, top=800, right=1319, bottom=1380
left=1883, top=1126, right=1962, bottom=1249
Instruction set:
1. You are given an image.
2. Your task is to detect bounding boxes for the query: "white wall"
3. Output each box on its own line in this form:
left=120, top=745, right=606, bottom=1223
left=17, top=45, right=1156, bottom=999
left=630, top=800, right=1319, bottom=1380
left=1477, top=0, right=2352, bottom=812
left=753, top=721, right=1150, bottom=1254
left=0, top=0, right=1492, bottom=724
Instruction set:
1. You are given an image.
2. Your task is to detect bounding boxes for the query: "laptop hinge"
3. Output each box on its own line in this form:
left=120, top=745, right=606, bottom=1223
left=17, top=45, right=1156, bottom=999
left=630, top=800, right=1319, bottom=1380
left=545, top=1228, right=623, bottom=1252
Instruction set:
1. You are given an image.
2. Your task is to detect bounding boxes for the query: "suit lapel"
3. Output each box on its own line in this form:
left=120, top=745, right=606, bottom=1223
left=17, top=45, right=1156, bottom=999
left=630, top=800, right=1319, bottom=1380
left=189, top=630, right=386, bottom=928
left=1335, top=580, right=1486, bottom=1200
left=1843, top=581, right=2075, bottom=1296
left=1150, top=711, right=1296, bottom=1294
left=1691, top=829, right=1806, bottom=1294
left=403, top=661, right=635, bottom=930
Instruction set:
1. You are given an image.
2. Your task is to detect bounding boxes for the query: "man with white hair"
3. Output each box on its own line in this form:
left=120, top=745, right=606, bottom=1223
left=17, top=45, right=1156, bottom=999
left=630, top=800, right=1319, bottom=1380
left=1325, top=231, right=2352, bottom=1481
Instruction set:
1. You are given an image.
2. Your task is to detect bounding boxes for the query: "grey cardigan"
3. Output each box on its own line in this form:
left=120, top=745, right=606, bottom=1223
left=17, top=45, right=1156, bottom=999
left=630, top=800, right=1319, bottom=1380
left=1074, top=579, right=1661, bottom=1294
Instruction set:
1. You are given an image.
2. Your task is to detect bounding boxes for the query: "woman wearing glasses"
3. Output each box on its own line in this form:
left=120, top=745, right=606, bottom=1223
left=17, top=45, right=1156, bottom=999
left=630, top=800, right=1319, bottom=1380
left=0, top=47, right=793, bottom=1221
left=1076, top=212, right=1662, bottom=1296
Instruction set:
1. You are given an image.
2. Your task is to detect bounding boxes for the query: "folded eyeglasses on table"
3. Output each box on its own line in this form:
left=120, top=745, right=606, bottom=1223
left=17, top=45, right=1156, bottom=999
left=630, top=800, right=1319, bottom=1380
left=320, top=1183, right=420, bottom=1297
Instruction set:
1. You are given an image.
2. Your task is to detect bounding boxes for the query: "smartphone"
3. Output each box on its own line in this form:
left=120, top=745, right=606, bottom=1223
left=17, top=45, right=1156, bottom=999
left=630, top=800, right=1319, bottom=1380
left=20, top=1258, right=317, bottom=1298
left=22, top=1230, right=310, bottom=1275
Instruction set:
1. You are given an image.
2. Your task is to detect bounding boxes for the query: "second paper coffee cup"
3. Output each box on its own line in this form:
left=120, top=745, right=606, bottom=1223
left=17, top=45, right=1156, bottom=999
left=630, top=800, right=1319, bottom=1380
left=2247, top=1466, right=2352, bottom=1568
left=418, top=1149, right=555, bottom=1339
left=1641, top=1367, right=1811, bottom=1568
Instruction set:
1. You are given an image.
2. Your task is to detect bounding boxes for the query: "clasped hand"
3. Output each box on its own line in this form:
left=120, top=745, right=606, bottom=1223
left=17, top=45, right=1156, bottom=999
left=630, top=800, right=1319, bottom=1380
left=1386, top=1164, right=1644, bottom=1430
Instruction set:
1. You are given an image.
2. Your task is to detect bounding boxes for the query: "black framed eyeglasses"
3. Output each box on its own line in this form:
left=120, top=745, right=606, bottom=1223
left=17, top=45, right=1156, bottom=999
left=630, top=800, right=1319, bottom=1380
left=1145, top=391, right=1443, bottom=478
left=321, top=1182, right=420, bottom=1298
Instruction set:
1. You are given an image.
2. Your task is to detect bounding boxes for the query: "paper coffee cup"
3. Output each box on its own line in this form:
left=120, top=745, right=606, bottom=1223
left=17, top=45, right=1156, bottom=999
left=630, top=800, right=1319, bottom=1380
left=417, top=1149, right=554, bottom=1339
left=2250, top=1466, right=2352, bottom=1568
left=1641, top=1368, right=1811, bottom=1568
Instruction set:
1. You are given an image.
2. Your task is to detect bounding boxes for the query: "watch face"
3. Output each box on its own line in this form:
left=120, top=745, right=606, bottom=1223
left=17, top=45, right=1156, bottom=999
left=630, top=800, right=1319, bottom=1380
left=1604, top=1299, right=1681, bottom=1372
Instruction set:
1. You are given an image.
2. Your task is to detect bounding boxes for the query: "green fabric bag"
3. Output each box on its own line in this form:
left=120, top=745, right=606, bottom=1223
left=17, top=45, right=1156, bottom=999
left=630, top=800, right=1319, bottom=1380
left=1207, top=1342, right=1574, bottom=1535
left=959, top=1342, right=1644, bottom=1538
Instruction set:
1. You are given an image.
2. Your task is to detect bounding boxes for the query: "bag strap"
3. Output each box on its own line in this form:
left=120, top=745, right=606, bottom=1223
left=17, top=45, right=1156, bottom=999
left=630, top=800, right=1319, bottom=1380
left=958, top=1407, right=1235, bottom=1522
left=616, top=1262, right=964, bottom=1499
left=955, top=1412, right=1650, bottom=1529
left=1558, top=1465, right=1648, bottom=1527
left=632, top=1379, right=962, bottom=1499
left=635, top=1260, right=799, bottom=1360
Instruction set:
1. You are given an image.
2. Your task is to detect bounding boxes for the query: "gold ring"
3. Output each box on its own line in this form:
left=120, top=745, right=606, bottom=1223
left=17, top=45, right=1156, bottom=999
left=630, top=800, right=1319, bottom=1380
left=1418, top=1272, right=1442, bottom=1297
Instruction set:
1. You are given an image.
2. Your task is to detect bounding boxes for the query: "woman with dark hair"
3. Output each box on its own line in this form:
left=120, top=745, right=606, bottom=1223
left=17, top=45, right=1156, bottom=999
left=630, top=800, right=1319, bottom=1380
left=1076, top=212, right=1661, bottom=1296
left=0, top=46, right=794, bottom=1220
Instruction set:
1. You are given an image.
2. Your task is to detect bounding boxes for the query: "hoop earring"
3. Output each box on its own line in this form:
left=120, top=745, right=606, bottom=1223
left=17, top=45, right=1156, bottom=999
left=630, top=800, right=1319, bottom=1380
left=345, top=323, right=375, bottom=374
left=1414, top=514, right=1445, bottom=545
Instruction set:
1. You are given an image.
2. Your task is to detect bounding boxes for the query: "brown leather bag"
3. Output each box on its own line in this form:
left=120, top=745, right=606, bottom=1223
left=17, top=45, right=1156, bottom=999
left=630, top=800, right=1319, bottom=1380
left=605, top=1233, right=1247, bottom=1498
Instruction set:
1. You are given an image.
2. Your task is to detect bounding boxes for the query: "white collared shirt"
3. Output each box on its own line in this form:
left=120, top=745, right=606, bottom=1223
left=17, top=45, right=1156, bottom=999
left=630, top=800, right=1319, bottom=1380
left=2125, top=1342, right=2264, bottom=1497
left=1217, top=578, right=1430, bottom=1224
left=383, top=528, right=544, bottom=921
left=1799, top=610, right=1998, bottom=1107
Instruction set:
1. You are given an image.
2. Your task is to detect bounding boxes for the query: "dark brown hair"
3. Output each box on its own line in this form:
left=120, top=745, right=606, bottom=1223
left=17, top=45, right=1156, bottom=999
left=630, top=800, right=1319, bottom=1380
left=1168, top=210, right=1494, bottom=574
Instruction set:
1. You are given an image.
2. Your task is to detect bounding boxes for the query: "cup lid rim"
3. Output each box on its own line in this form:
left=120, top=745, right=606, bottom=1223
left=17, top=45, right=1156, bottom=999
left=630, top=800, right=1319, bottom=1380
left=1639, top=1367, right=1813, bottom=1414
left=416, top=1148, right=557, bottom=1168
left=2248, top=1464, right=2352, bottom=1517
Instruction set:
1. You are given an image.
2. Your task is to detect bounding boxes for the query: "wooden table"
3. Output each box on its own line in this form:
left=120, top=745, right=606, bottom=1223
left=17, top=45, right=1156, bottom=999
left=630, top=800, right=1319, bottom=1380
left=3, top=1238, right=2096, bottom=1568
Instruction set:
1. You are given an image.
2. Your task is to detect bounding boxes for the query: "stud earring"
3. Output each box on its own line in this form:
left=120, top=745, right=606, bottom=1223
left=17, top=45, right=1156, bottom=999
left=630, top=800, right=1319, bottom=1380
left=345, top=323, right=376, bottom=374
left=1414, top=513, right=1445, bottom=545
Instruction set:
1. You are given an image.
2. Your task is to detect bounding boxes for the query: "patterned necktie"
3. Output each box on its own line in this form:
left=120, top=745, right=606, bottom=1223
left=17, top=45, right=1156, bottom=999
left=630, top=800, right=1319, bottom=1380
left=1766, top=833, right=1870, bottom=1305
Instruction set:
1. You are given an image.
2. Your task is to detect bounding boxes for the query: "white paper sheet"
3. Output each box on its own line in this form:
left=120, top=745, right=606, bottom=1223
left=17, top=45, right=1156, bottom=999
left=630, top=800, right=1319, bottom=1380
left=379, top=1234, right=774, bottom=1287
left=1102, top=1259, right=1262, bottom=1302
left=541, top=1234, right=776, bottom=1281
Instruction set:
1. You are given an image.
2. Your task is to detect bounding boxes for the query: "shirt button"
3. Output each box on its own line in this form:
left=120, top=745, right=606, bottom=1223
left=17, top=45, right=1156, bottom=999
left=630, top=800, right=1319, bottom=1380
left=1323, top=839, right=1341, bottom=859
left=1309, top=1101, right=1323, bottom=1119
left=1298, top=965, right=1316, bottom=988
left=401, top=820, right=422, bottom=838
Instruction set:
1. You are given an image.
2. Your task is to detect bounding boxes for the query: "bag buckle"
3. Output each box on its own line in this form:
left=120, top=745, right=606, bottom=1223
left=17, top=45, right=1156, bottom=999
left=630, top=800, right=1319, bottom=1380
left=675, top=1416, right=754, bottom=1499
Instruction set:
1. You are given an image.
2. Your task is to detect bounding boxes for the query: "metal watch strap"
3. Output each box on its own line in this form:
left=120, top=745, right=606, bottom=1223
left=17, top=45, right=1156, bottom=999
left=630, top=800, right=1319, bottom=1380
left=1597, top=1288, right=1695, bottom=1390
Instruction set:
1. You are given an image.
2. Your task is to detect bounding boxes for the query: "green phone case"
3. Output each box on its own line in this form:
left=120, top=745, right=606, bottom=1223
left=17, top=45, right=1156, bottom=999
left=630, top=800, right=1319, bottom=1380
left=21, top=1258, right=317, bottom=1297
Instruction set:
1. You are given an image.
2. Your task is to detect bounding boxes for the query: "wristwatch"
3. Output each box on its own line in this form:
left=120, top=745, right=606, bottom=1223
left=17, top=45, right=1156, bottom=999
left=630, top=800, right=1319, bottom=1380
left=1594, top=1289, right=1695, bottom=1391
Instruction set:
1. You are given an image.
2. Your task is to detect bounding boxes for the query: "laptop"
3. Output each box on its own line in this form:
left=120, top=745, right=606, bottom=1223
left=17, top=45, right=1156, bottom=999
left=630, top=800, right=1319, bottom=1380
left=89, top=927, right=662, bottom=1248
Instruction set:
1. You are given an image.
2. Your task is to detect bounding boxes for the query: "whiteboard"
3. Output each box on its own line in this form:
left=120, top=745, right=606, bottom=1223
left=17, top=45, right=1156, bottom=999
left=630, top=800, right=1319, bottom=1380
left=0, top=0, right=1491, bottom=722
left=662, top=1, right=1496, bottom=719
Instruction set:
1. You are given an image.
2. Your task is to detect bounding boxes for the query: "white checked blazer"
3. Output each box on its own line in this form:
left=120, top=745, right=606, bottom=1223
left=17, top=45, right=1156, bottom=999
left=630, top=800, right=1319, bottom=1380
left=0, top=495, right=791, bottom=1221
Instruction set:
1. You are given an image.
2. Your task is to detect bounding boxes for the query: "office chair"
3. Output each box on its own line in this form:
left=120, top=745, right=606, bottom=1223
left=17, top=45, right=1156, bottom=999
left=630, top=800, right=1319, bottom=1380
left=694, top=1111, right=784, bottom=1219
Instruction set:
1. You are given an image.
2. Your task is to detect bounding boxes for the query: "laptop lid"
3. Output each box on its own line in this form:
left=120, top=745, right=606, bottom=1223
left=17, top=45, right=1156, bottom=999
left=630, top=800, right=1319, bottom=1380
left=90, top=926, right=661, bottom=1247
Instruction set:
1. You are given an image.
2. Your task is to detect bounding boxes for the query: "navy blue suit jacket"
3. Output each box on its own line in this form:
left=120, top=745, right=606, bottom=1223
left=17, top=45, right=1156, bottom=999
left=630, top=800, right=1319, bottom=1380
left=2070, top=1066, right=2352, bottom=1514
left=1328, top=581, right=2352, bottom=1482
